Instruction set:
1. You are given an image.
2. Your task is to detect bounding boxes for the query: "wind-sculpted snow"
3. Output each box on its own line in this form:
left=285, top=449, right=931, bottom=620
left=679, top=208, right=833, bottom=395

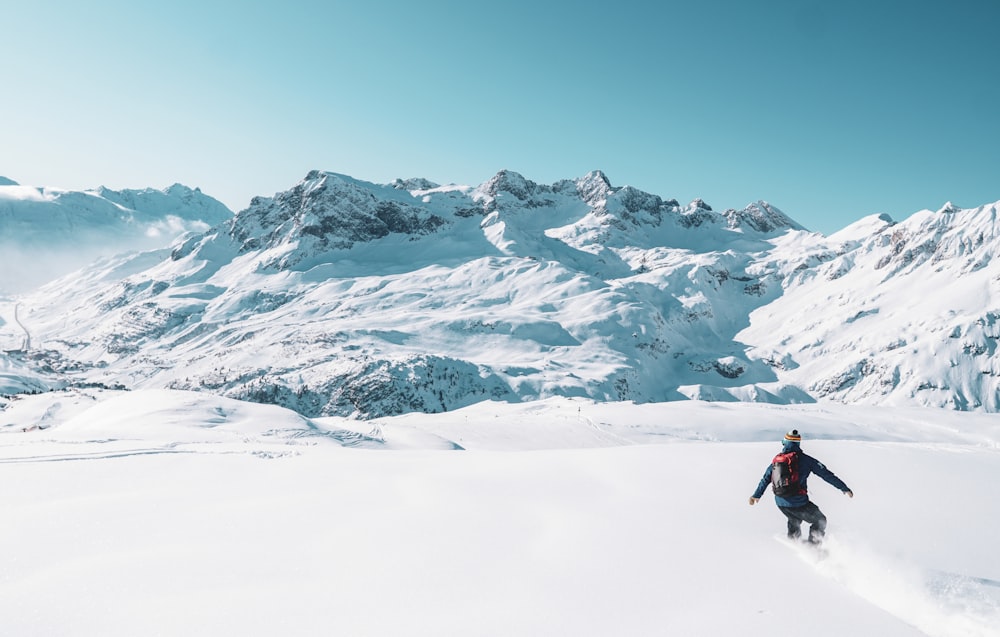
left=5, top=169, right=1000, bottom=417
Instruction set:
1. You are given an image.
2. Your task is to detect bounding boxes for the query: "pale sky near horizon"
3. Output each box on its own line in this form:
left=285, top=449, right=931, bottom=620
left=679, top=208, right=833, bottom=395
left=2, top=0, right=997, bottom=235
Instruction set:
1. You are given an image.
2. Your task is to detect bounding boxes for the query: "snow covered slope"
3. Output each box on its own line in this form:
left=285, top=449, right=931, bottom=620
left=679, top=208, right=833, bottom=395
left=740, top=201, right=1000, bottom=409
left=0, top=389, right=997, bottom=637
left=0, top=177, right=232, bottom=293
left=4, top=169, right=1000, bottom=416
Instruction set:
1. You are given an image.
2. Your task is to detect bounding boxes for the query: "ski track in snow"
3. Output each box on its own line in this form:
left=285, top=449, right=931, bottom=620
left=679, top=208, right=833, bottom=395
left=785, top=535, right=1000, bottom=637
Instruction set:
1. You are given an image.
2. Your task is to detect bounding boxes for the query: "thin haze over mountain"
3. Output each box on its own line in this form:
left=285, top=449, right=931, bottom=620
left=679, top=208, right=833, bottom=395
left=0, top=178, right=232, bottom=293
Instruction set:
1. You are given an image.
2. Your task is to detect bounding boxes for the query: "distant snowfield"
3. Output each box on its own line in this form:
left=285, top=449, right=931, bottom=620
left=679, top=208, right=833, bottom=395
left=1, top=389, right=998, bottom=636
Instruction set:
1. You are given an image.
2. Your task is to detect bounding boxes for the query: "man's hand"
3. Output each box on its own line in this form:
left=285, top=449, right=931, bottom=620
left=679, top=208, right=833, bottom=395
left=748, top=496, right=759, bottom=506
left=844, top=490, right=854, bottom=498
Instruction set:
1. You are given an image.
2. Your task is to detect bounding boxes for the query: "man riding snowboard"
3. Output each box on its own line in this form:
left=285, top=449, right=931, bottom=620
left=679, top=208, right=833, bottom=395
left=749, top=430, right=853, bottom=544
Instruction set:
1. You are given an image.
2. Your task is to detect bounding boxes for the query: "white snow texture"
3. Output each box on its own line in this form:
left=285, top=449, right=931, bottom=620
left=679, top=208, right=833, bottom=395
left=1, top=170, right=999, bottom=635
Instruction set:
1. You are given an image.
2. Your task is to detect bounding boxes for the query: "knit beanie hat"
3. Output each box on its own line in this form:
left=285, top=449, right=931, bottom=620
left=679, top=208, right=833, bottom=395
left=784, top=430, right=802, bottom=443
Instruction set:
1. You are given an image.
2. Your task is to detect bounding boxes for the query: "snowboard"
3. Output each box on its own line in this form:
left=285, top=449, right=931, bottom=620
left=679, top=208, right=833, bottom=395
left=776, top=535, right=829, bottom=560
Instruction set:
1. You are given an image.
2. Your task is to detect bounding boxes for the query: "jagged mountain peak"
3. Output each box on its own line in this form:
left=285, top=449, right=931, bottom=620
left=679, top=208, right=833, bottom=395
left=300, top=170, right=370, bottom=194
left=574, top=170, right=615, bottom=204
left=580, top=169, right=611, bottom=185
left=224, top=169, right=822, bottom=270
left=391, top=177, right=441, bottom=192
left=475, top=169, right=540, bottom=201
left=228, top=170, right=457, bottom=266
left=725, top=201, right=805, bottom=234
left=164, top=183, right=204, bottom=197
left=687, top=198, right=713, bottom=212
left=608, top=185, right=665, bottom=214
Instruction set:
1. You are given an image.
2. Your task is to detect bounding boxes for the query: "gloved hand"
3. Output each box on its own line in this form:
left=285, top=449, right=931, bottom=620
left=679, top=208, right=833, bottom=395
left=748, top=496, right=759, bottom=506
left=844, top=490, right=854, bottom=498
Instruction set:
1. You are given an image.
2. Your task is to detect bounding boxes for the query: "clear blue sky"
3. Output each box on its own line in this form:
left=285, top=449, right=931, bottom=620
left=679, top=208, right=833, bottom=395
left=3, top=0, right=998, bottom=234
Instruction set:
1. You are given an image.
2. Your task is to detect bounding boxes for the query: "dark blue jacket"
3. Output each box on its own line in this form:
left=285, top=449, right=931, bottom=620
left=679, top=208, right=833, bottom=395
left=752, top=441, right=850, bottom=507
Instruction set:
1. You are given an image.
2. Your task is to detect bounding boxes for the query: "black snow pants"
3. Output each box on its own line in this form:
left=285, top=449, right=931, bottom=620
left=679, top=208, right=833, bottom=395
left=778, top=501, right=827, bottom=543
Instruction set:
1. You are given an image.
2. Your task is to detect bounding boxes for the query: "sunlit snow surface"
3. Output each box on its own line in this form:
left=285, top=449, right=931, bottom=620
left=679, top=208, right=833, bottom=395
left=1, top=389, right=998, bottom=636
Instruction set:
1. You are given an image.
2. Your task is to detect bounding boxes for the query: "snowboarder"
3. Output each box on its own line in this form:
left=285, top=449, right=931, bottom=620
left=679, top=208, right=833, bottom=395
left=748, top=430, right=853, bottom=544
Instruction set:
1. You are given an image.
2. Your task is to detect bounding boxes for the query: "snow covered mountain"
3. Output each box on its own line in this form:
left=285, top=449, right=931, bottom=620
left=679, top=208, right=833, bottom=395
left=0, top=177, right=233, bottom=293
left=3, top=169, right=999, bottom=417
left=740, top=201, right=1000, bottom=410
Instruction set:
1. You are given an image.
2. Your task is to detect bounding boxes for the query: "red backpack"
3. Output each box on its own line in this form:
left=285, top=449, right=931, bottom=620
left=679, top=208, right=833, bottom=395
left=771, top=451, right=807, bottom=496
